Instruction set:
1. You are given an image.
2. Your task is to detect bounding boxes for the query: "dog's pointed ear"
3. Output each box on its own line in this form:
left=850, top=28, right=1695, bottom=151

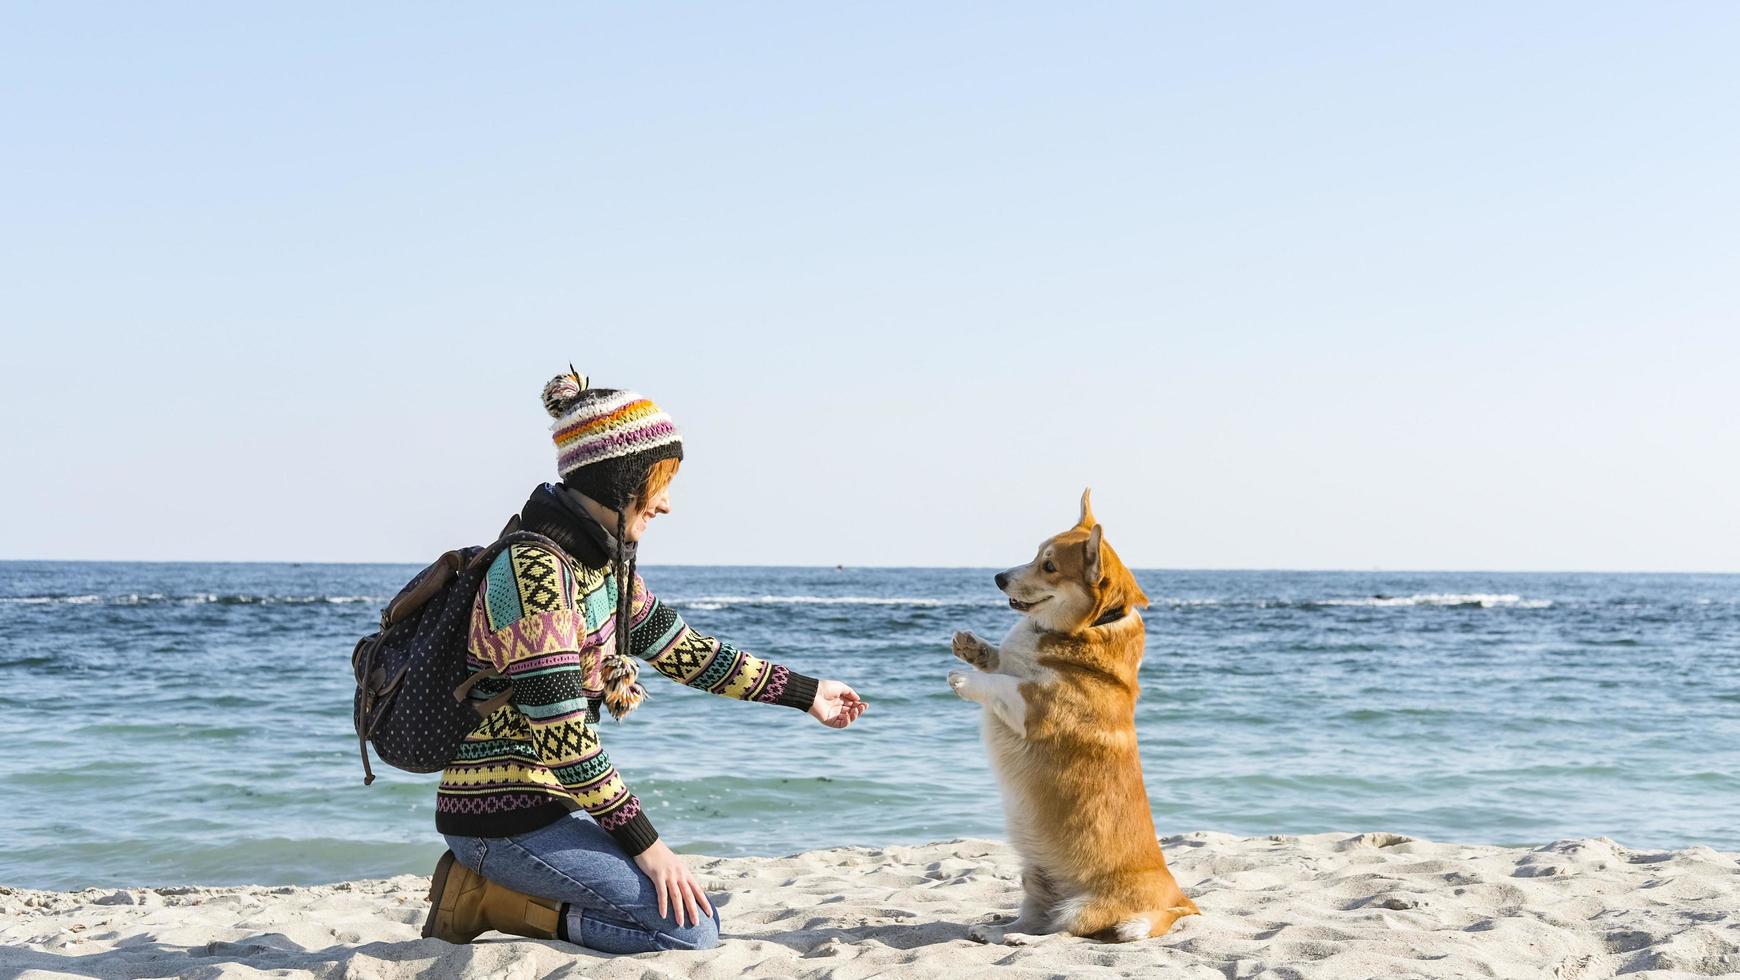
left=1078, top=487, right=1095, bottom=529
left=1084, top=524, right=1103, bottom=583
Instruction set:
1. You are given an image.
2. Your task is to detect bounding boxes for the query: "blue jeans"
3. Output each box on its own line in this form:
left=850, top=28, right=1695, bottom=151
left=443, top=812, right=721, bottom=954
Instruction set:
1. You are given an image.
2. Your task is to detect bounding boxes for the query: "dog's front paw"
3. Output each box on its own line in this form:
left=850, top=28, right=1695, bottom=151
left=952, top=631, right=998, bottom=671
left=966, top=922, right=1001, bottom=944
left=966, top=922, right=1039, bottom=945
left=948, top=671, right=972, bottom=698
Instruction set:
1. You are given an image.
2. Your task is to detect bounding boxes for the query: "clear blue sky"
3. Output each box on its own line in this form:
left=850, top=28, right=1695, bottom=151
left=4, top=4, right=1736, bottom=570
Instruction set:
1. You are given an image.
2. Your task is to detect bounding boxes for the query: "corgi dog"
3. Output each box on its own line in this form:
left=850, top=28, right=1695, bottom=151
left=948, top=489, right=1197, bottom=944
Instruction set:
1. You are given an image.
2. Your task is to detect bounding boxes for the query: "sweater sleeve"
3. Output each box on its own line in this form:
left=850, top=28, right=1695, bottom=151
left=475, top=545, right=660, bottom=855
left=623, top=572, right=820, bottom=711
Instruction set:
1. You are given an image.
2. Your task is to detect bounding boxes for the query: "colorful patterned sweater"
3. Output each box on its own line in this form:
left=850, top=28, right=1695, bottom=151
left=434, top=542, right=818, bottom=853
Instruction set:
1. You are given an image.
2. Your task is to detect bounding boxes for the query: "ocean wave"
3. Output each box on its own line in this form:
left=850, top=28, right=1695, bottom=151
left=187, top=594, right=382, bottom=606
left=1310, top=593, right=1552, bottom=609
left=0, top=590, right=1554, bottom=612
left=668, top=595, right=977, bottom=609
left=1151, top=594, right=1553, bottom=610
left=1, top=591, right=968, bottom=610
left=0, top=594, right=384, bottom=607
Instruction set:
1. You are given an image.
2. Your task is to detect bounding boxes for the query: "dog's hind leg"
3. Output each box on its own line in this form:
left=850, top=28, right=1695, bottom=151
left=951, top=630, right=1000, bottom=671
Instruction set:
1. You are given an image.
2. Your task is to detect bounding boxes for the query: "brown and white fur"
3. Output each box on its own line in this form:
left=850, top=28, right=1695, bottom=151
left=948, top=490, right=1198, bottom=944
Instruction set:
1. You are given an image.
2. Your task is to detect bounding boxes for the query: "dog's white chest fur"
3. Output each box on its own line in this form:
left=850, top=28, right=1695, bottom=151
left=992, top=620, right=1044, bottom=678
left=976, top=622, right=1057, bottom=862
left=967, top=621, right=1049, bottom=740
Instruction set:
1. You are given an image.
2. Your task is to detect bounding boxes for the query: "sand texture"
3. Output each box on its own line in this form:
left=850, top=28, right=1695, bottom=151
left=4, top=833, right=1739, bottom=979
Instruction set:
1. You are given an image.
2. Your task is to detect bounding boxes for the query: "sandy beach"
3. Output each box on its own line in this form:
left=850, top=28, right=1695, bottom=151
left=5, top=832, right=1738, bottom=979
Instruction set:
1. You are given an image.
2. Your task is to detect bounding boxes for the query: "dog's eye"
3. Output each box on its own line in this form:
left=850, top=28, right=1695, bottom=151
left=1043, top=560, right=1057, bottom=573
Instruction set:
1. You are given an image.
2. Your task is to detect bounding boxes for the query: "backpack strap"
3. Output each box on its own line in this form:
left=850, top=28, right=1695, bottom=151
left=453, top=665, right=515, bottom=717
left=381, top=550, right=467, bottom=629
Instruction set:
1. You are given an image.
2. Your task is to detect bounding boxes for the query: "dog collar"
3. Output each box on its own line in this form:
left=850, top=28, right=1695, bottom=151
left=1091, top=606, right=1126, bottom=628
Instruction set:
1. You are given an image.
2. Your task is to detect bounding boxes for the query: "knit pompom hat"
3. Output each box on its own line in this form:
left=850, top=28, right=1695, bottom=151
left=541, top=368, right=683, bottom=511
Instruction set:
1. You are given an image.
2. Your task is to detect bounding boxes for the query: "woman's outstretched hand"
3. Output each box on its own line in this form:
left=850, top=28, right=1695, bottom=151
left=632, top=839, right=713, bottom=928
left=809, top=679, right=867, bottom=729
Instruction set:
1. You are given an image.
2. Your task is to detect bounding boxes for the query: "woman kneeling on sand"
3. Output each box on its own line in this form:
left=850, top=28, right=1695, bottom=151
left=423, top=370, right=867, bottom=953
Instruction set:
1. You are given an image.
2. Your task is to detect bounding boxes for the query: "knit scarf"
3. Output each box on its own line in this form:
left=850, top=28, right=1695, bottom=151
left=517, top=483, right=648, bottom=722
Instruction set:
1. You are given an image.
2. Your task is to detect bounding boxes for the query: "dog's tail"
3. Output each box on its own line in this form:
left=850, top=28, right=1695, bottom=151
left=1066, top=892, right=1199, bottom=942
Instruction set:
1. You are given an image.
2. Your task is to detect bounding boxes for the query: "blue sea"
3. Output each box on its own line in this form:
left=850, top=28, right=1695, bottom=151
left=3, top=561, right=1736, bottom=890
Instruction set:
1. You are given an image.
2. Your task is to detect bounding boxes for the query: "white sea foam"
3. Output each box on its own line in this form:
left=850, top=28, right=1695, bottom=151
left=1315, top=593, right=1552, bottom=609
left=0, top=593, right=383, bottom=606
left=671, top=594, right=962, bottom=608
left=2, top=591, right=1548, bottom=611
left=1146, top=594, right=1553, bottom=610
left=191, top=594, right=383, bottom=605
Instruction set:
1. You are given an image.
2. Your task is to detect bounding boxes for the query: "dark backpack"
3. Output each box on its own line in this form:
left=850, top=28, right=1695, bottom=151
left=350, top=527, right=564, bottom=785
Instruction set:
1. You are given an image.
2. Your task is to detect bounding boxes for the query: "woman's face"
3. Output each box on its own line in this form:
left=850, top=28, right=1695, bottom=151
left=625, top=484, right=672, bottom=543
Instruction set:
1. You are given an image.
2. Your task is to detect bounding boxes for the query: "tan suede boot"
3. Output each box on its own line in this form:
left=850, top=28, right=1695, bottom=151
left=422, top=850, right=563, bottom=943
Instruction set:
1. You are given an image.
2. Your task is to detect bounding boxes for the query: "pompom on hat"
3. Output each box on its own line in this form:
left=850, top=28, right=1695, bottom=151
left=541, top=366, right=683, bottom=511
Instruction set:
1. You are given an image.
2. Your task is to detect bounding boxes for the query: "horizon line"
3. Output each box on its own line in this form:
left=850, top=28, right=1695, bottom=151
left=0, top=558, right=1735, bottom=576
